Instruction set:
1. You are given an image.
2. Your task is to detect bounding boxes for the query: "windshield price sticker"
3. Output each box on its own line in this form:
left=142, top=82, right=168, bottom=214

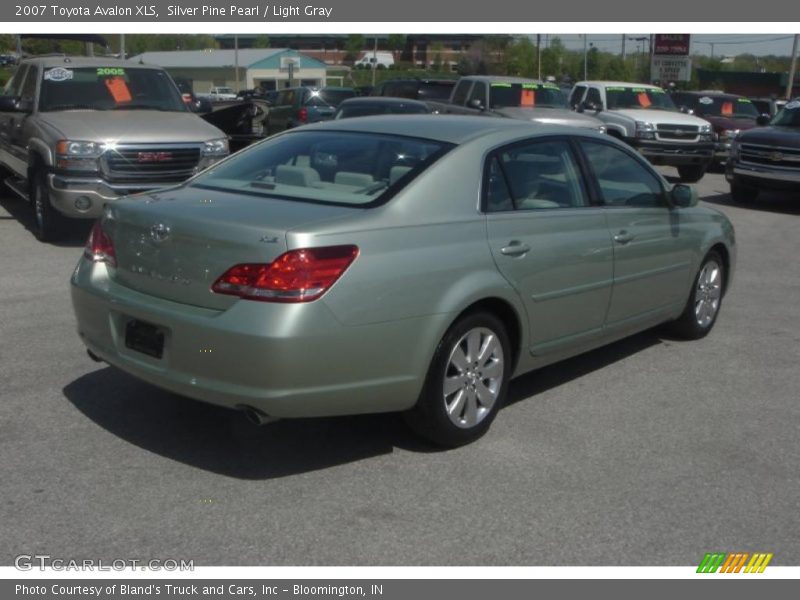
left=44, top=67, right=73, bottom=82
left=785, top=100, right=800, bottom=110
left=491, top=83, right=512, bottom=88
left=737, top=98, right=752, bottom=103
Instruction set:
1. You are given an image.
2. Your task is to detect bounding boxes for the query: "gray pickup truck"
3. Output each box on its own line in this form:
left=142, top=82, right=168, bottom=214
left=428, top=75, right=606, bottom=132
left=0, top=55, right=229, bottom=241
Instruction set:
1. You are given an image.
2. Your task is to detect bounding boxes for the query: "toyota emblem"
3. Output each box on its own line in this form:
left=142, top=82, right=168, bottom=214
left=150, top=223, right=171, bottom=243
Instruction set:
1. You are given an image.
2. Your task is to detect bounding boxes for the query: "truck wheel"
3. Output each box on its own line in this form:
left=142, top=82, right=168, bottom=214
left=404, top=311, right=511, bottom=448
left=730, top=181, right=758, bottom=204
left=31, top=169, right=64, bottom=242
left=677, top=165, right=706, bottom=183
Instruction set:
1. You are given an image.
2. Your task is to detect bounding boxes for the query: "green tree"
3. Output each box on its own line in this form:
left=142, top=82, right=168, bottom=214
left=252, top=35, right=270, bottom=49
left=387, top=34, right=406, bottom=61
left=345, top=34, right=366, bottom=63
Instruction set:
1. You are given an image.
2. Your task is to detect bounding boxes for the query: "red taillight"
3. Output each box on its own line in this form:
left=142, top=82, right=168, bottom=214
left=84, top=220, right=116, bottom=267
left=212, top=245, right=359, bottom=303
left=297, top=107, right=308, bottom=123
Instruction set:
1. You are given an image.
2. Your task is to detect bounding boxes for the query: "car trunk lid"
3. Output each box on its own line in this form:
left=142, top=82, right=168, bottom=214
left=104, top=186, right=354, bottom=310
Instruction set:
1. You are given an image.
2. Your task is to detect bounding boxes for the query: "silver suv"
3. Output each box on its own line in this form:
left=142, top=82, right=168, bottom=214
left=0, top=56, right=229, bottom=241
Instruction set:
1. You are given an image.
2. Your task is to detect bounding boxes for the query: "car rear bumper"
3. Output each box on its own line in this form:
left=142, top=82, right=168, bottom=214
left=70, top=260, right=430, bottom=418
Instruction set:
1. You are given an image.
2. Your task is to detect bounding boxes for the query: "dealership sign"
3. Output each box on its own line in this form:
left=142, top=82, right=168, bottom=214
left=653, top=34, right=691, bottom=55
left=651, top=55, right=692, bottom=82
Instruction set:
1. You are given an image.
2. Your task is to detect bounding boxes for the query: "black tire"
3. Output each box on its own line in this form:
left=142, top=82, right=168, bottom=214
left=31, top=169, right=65, bottom=242
left=730, top=180, right=758, bottom=203
left=677, top=165, right=707, bottom=183
left=668, top=250, right=725, bottom=340
left=404, top=311, right=512, bottom=448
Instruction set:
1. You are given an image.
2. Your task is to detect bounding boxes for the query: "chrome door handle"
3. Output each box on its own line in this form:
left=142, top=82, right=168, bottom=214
left=500, top=241, right=531, bottom=257
left=613, top=231, right=635, bottom=245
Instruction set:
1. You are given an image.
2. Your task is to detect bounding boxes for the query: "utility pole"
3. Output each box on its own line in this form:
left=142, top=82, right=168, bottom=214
left=119, top=34, right=125, bottom=60
left=583, top=35, right=588, bottom=80
left=536, top=34, right=541, bottom=80
left=371, top=36, right=378, bottom=87
left=234, top=34, right=240, bottom=93
left=621, top=34, right=626, bottom=61
left=787, top=34, right=799, bottom=100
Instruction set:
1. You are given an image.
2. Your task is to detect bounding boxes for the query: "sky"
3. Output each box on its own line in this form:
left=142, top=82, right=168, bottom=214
left=545, top=34, right=798, bottom=57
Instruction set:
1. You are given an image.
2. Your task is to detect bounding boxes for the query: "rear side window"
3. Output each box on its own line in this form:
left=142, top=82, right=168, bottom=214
left=485, top=139, right=589, bottom=212
left=190, top=131, right=453, bottom=208
left=579, top=141, right=665, bottom=207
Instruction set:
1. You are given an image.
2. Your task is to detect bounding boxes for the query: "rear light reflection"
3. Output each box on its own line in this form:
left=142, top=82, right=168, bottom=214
left=297, top=107, right=308, bottom=123
left=212, top=245, right=359, bottom=303
left=84, top=220, right=116, bottom=267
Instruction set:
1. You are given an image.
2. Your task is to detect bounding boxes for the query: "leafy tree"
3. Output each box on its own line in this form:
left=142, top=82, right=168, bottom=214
left=345, top=34, right=366, bottom=63
left=387, top=34, right=406, bottom=61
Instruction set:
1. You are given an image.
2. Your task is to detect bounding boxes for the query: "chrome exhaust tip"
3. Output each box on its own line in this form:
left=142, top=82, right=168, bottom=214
left=86, top=349, right=104, bottom=363
left=238, top=405, right=279, bottom=426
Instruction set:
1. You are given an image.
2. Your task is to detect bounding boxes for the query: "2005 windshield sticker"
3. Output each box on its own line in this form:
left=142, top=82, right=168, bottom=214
left=43, top=67, right=73, bottom=82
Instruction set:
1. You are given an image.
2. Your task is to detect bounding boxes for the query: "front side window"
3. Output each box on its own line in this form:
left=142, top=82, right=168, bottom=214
left=580, top=141, right=665, bottom=207
left=585, top=87, right=602, bottom=107
left=451, top=80, right=472, bottom=105
left=39, top=67, right=185, bottom=112
left=569, top=85, right=587, bottom=108
left=605, top=86, right=677, bottom=111
left=769, top=101, right=800, bottom=127
left=190, top=131, right=452, bottom=207
left=485, top=139, right=589, bottom=212
left=3, top=65, right=28, bottom=97
left=468, top=82, right=487, bottom=107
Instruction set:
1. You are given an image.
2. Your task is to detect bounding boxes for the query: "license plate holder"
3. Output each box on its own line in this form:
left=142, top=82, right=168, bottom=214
left=124, top=319, right=165, bottom=359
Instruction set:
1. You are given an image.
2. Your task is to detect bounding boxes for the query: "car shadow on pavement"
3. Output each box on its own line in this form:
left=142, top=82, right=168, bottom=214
left=700, top=190, right=800, bottom=216
left=0, top=194, right=92, bottom=246
left=63, top=329, right=668, bottom=479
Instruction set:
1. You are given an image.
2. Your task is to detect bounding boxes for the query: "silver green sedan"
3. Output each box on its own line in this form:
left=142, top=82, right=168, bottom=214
left=71, top=115, right=736, bottom=447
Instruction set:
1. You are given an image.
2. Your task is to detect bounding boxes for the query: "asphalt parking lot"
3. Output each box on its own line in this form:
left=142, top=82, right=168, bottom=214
left=1, top=168, right=798, bottom=566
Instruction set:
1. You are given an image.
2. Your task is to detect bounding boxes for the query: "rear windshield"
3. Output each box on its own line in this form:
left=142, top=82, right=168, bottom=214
left=335, top=102, right=429, bottom=119
left=490, top=83, right=567, bottom=109
left=694, top=96, right=759, bottom=119
left=771, top=101, right=800, bottom=127
left=39, top=67, right=185, bottom=112
left=417, top=81, right=456, bottom=101
left=190, top=130, right=452, bottom=207
left=605, top=86, right=676, bottom=111
left=305, top=89, right=356, bottom=107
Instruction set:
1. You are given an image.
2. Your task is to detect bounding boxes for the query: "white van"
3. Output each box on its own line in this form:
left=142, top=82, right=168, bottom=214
left=355, top=51, right=395, bottom=69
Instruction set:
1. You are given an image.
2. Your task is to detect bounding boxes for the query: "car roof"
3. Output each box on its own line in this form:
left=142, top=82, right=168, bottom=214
left=21, top=55, right=163, bottom=69
left=338, top=97, right=429, bottom=106
left=295, top=114, right=585, bottom=145
left=678, top=91, right=744, bottom=99
left=461, top=76, right=544, bottom=84
left=577, top=81, right=663, bottom=89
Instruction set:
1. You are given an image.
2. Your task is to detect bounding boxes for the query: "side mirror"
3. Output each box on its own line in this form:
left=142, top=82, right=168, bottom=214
left=194, top=97, right=213, bottom=114
left=0, top=95, right=28, bottom=112
left=679, top=105, right=695, bottom=115
left=670, top=184, right=698, bottom=208
left=756, top=114, right=771, bottom=126
left=581, top=100, right=601, bottom=113
left=467, top=98, right=484, bottom=111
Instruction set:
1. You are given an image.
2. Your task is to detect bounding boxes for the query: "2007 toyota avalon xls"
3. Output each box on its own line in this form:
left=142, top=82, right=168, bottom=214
left=71, top=115, right=735, bottom=447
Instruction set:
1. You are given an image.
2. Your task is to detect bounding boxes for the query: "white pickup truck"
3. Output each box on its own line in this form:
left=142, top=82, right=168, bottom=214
left=569, top=81, right=715, bottom=181
left=206, top=86, right=238, bottom=102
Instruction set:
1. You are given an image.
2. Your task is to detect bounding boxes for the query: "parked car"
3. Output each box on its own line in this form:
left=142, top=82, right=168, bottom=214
left=671, top=91, right=763, bottom=164
left=726, top=99, right=800, bottom=202
left=266, top=86, right=356, bottom=133
left=749, top=97, right=788, bottom=118
left=71, top=115, right=735, bottom=447
left=569, top=81, right=715, bottom=181
left=354, top=51, right=395, bottom=69
left=207, top=86, right=237, bottom=102
left=0, top=55, right=229, bottom=241
left=430, top=76, right=606, bottom=132
left=334, top=97, right=431, bottom=119
left=372, top=78, right=457, bottom=102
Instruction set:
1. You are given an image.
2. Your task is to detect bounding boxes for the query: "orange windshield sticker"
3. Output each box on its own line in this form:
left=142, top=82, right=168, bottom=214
left=104, top=76, right=132, bottom=104
left=637, top=93, right=652, bottom=108
left=721, top=101, right=734, bottom=116
left=521, top=89, right=535, bottom=107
